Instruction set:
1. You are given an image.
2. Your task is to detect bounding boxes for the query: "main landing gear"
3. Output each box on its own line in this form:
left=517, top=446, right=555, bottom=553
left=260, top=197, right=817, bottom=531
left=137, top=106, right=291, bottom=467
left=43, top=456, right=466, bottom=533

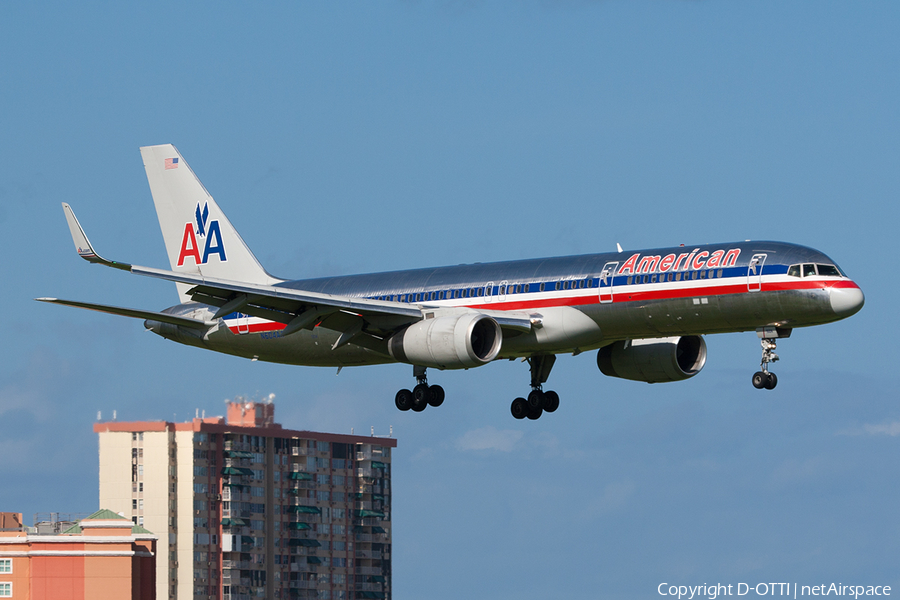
left=511, top=355, right=560, bottom=420
left=751, top=328, right=789, bottom=390
left=395, top=365, right=444, bottom=413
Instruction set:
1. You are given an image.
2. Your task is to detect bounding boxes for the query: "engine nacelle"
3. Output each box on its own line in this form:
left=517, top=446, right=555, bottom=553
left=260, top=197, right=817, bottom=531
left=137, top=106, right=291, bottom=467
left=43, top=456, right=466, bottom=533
left=597, top=336, right=707, bottom=383
left=388, top=313, right=502, bottom=370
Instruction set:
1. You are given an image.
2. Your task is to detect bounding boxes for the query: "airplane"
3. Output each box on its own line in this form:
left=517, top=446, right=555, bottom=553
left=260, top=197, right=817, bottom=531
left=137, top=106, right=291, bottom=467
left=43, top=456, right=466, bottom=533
left=38, top=144, right=865, bottom=420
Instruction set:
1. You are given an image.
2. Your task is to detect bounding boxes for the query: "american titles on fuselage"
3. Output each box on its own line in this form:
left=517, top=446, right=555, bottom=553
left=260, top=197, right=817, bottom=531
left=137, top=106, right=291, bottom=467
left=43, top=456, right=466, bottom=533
left=617, top=248, right=741, bottom=276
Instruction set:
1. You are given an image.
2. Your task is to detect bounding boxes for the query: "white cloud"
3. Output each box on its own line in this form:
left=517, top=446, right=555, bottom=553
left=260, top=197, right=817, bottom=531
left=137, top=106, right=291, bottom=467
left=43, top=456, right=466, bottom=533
left=455, top=426, right=524, bottom=452
left=838, top=421, right=900, bottom=437
left=581, top=481, right=637, bottom=517
left=862, top=421, right=900, bottom=436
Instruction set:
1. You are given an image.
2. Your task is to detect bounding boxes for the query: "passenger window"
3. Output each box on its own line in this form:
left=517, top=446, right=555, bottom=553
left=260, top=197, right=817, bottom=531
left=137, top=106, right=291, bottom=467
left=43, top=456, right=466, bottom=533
left=540, top=283, right=545, bottom=292
left=675, top=273, right=682, bottom=281
left=803, top=264, right=816, bottom=277
left=817, top=264, right=841, bottom=277
left=788, top=265, right=801, bottom=278
left=717, top=269, right=723, bottom=278
left=556, top=282, right=561, bottom=291
left=651, top=274, right=657, bottom=283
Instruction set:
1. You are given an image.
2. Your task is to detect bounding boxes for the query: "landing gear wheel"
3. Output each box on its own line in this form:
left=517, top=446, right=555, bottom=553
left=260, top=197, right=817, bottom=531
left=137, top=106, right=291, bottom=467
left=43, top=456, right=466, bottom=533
left=395, top=389, right=413, bottom=411
left=527, top=389, right=546, bottom=410
left=752, top=372, right=767, bottom=389
left=511, top=397, right=528, bottom=420
left=413, top=383, right=430, bottom=403
left=526, top=405, right=543, bottom=420
left=412, top=383, right=431, bottom=412
left=412, top=383, right=429, bottom=412
left=427, top=385, right=445, bottom=407
left=764, top=372, right=778, bottom=390
left=543, top=391, right=559, bottom=413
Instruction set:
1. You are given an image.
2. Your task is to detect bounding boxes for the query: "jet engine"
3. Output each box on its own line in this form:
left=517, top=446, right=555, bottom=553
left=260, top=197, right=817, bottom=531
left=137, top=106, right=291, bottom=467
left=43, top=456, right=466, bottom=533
left=388, top=313, right=502, bottom=370
left=597, top=336, right=707, bottom=383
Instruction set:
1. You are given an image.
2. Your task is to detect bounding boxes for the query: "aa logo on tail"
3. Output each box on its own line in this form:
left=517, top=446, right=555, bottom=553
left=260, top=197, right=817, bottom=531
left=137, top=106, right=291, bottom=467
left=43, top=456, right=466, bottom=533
left=177, top=202, right=226, bottom=266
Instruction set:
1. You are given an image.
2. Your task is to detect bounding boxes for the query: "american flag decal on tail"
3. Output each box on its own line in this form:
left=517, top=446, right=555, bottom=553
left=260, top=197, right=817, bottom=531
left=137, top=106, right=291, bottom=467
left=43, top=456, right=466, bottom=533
left=164, top=157, right=179, bottom=170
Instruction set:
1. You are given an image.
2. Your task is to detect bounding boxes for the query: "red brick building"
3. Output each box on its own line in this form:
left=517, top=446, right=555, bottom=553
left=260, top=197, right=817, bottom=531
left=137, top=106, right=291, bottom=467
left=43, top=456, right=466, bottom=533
left=0, top=509, right=156, bottom=599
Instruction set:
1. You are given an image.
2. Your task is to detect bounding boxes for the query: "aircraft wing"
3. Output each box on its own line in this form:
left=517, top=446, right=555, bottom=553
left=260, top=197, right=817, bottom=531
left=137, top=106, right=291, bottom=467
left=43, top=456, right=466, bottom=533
left=35, top=298, right=213, bottom=329
left=56, top=203, right=535, bottom=340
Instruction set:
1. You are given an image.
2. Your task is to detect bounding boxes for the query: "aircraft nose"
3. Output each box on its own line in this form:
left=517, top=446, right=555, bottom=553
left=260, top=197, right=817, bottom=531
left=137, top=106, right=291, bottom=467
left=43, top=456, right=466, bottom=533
left=830, top=284, right=864, bottom=317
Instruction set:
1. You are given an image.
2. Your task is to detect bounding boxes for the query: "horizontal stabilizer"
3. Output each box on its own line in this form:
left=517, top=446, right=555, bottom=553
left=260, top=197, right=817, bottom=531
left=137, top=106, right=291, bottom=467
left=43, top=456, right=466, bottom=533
left=35, top=298, right=211, bottom=330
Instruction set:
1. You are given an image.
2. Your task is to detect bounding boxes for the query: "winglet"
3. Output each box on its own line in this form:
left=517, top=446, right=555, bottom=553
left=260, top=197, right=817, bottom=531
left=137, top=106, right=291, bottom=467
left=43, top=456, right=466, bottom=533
left=62, top=203, right=132, bottom=271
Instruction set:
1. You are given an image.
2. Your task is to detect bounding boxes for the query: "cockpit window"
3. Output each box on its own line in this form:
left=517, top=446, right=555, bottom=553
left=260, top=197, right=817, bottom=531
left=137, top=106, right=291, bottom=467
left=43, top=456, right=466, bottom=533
left=816, top=264, right=841, bottom=277
left=787, top=265, right=801, bottom=278
left=802, top=264, right=817, bottom=277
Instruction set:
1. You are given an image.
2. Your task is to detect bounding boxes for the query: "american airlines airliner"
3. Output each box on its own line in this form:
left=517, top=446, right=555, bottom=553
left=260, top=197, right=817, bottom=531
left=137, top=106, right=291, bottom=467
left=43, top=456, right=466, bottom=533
left=39, top=144, right=865, bottom=420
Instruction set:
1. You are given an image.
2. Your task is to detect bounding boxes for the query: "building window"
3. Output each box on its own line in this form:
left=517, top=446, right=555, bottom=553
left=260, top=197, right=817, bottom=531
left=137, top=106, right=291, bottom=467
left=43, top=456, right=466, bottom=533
left=0, top=582, right=11, bottom=597
left=0, top=560, right=10, bottom=574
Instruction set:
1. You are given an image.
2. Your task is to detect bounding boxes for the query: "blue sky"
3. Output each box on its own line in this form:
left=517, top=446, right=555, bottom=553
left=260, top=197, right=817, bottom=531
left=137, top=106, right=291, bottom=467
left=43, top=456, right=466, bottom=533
left=1, top=2, right=898, bottom=598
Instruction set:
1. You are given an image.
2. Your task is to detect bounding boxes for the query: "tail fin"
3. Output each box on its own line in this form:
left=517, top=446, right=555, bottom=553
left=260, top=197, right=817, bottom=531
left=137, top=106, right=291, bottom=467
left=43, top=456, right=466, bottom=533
left=140, top=144, right=279, bottom=301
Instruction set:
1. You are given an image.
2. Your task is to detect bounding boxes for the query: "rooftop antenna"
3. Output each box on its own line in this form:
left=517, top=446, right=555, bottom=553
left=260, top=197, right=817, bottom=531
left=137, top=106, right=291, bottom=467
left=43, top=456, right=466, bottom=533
left=112, top=410, right=117, bottom=421
left=196, top=408, right=199, bottom=419
left=351, top=428, right=354, bottom=435
left=390, top=425, right=393, bottom=437
left=97, top=411, right=101, bottom=421
left=371, top=426, right=374, bottom=437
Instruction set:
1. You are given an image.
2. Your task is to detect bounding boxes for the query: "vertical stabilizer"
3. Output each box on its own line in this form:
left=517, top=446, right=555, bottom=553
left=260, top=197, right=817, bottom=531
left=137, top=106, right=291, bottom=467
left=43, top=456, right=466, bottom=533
left=140, top=144, right=279, bottom=301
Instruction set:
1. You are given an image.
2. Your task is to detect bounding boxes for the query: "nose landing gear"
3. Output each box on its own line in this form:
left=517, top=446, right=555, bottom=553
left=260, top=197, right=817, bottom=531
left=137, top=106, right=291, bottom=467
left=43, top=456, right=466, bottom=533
left=511, top=355, right=560, bottom=420
left=395, top=365, right=444, bottom=413
left=752, top=327, right=790, bottom=390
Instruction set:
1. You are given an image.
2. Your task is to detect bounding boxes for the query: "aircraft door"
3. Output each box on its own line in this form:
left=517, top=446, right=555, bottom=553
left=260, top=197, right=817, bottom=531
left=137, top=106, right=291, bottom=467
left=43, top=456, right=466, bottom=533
left=598, top=262, right=619, bottom=304
left=237, top=312, right=250, bottom=334
left=747, top=254, right=767, bottom=292
left=484, top=281, right=494, bottom=303
left=498, top=280, right=508, bottom=303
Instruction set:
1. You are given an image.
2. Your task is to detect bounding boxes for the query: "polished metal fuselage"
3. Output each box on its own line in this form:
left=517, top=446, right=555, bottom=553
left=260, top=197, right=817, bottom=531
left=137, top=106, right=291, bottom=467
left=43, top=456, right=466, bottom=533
left=151, top=240, right=861, bottom=368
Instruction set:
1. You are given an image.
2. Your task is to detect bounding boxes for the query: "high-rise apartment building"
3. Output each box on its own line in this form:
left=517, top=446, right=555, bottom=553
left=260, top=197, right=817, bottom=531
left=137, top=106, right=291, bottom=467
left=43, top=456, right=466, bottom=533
left=95, top=399, right=396, bottom=600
